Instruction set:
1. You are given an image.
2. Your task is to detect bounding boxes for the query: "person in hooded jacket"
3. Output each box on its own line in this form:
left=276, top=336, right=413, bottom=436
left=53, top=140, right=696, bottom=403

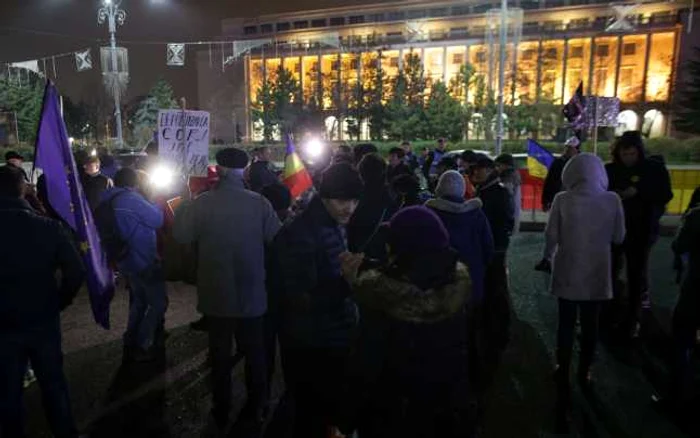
left=426, top=170, right=494, bottom=303
left=495, top=153, right=522, bottom=234
left=347, top=153, right=398, bottom=264
left=605, top=131, right=673, bottom=339
left=336, top=206, right=474, bottom=438
left=543, top=154, right=625, bottom=417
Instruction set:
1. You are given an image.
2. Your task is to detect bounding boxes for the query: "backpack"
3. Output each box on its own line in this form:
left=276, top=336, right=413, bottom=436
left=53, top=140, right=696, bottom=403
left=94, top=191, right=129, bottom=265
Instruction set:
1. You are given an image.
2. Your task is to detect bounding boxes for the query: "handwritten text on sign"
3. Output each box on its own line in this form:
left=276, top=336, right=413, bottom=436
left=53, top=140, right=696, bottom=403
left=158, top=110, right=210, bottom=176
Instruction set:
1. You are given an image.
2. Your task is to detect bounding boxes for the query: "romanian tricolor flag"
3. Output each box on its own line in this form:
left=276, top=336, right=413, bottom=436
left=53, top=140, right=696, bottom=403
left=283, top=134, right=314, bottom=198
left=527, top=139, right=555, bottom=179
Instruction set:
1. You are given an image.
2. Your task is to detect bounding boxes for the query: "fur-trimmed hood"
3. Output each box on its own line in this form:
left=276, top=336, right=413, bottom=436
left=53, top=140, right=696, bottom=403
left=425, top=197, right=482, bottom=214
left=352, top=263, right=471, bottom=323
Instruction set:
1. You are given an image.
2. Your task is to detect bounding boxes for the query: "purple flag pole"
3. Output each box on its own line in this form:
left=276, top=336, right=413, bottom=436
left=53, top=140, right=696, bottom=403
left=34, top=81, right=115, bottom=329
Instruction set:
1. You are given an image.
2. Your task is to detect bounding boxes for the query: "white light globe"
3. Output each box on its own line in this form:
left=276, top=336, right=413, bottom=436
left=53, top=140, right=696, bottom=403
left=150, top=165, right=174, bottom=189
left=305, top=138, right=324, bottom=159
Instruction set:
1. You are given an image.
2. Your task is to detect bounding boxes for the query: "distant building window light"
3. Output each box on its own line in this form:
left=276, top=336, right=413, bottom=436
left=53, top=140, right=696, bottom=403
left=596, top=44, right=610, bottom=57
left=349, top=15, right=365, bottom=24
left=623, top=43, right=636, bottom=56
left=294, top=21, right=309, bottom=29
left=545, top=48, right=558, bottom=59
left=476, top=51, right=486, bottom=63
left=570, top=46, right=584, bottom=59
left=277, top=22, right=290, bottom=32
left=389, top=57, right=399, bottom=68
left=453, top=53, right=465, bottom=64
left=351, top=58, right=360, bottom=69
left=311, top=19, right=326, bottom=28
left=522, top=49, right=535, bottom=61
left=330, top=17, right=345, bottom=26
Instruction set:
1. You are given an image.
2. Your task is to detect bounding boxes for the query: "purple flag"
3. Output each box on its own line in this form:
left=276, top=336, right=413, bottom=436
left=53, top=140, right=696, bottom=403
left=34, top=82, right=114, bottom=329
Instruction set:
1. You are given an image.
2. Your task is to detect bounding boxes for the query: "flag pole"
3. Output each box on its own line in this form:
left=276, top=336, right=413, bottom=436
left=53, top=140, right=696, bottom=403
left=31, top=80, right=51, bottom=184
left=592, top=96, right=599, bottom=156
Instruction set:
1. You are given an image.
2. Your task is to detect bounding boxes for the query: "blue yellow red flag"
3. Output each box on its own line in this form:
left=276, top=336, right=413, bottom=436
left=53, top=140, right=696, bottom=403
left=527, top=139, right=555, bottom=179
left=283, top=134, right=314, bottom=198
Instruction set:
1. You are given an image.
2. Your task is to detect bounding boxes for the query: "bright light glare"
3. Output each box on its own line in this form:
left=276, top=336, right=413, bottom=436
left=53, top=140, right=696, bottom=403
left=90, top=148, right=97, bottom=157
left=150, top=166, right=174, bottom=189
left=305, top=138, right=324, bottom=158
left=104, top=0, right=112, bottom=5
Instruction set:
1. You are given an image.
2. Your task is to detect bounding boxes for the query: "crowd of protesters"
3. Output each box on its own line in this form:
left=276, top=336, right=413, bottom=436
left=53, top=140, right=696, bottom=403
left=0, top=128, right=698, bottom=438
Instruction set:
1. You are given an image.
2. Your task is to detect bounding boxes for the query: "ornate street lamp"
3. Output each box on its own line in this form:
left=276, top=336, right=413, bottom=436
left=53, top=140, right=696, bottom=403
left=98, top=0, right=128, bottom=148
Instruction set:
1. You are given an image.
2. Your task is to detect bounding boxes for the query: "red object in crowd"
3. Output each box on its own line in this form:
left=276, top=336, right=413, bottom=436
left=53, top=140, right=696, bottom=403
left=519, top=168, right=545, bottom=211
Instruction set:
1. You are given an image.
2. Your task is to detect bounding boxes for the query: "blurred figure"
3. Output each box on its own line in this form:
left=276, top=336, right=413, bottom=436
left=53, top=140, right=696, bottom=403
left=336, top=207, right=474, bottom=438
left=348, top=153, right=397, bottom=266
left=400, top=140, right=420, bottom=174
left=543, top=154, right=625, bottom=420
left=98, top=147, right=118, bottom=180
left=353, top=143, right=379, bottom=167
left=100, top=168, right=166, bottom=363
left=659, top=198, right=700, bottom=409
left=605, top=131, right=673, bottom=339
left=386, top=147, right=412, bottom=182
left=422, top=137, right=448, bottom=180
left=391, top=174, right=428, bottom=209
left=495, top=153, right=522, bottom=234
left=261, top=183, right=293, bottom=223
left=542, top=137, right=580, bottom=211
left=249, top=146, right=279, bottom=193
left=81, top=156, right=113, bottom=211
left=332, top=144, right=354, bottom=165
left=0, top=165, right=85, bottom=438
left=173, top=148, right=281, bottom=434
left=4, top=151, right=28, bottom=182
left=429, top=156, right=458, bottom=193
left=273, top=163, right=363, bottom=438
left=459, top=150, right=478, bottom=199
left=426, top=170, right=494, bottom=303
left=471, top=155, right=515, bottom=256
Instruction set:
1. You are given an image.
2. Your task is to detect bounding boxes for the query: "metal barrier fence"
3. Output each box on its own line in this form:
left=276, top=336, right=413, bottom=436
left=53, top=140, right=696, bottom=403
left=518, top=166, right=700, bottom=224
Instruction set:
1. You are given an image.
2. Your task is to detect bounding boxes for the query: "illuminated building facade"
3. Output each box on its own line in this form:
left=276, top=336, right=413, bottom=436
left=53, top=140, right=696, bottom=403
left=197, top=0, right=696, bottom=141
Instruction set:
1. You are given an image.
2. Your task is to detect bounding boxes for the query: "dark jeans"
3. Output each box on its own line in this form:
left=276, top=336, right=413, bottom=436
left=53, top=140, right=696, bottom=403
left=0, top=320, right=77, bottom=438
left=282, top=346, right=350, bottom=438
left=556, top=299, right=603, bottom=377
left=208, top=316, right=267, bottom=427
left=124, top=264, right=168, bottom=351
left=612, top=239, right=652, bottom=330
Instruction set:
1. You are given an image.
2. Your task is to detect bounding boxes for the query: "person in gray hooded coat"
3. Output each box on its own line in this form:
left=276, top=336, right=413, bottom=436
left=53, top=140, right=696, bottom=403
left=544, top=153, right=625, bottom=395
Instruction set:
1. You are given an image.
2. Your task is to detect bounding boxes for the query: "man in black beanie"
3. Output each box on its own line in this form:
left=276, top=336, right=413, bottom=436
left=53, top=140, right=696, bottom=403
left=173, top=147, right=281, bottom=434
left=272, top=162, right=363, bottom=438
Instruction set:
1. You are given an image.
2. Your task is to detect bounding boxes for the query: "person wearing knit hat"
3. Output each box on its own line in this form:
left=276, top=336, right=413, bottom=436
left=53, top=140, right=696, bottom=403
left=427, top=170, right=494, bottom=302
left=272, top=162, right=363, bottom=437
left=174, top=144, right=281, bottom=432
left=335, top=205, right=474, bottom=437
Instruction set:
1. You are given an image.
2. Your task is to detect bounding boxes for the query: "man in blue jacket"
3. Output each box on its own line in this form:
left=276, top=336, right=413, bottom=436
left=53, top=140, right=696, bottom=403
left=273, top=163, right=363, bottom=438
left=101, top=167, right=165, bottom=362
left=0, top=165, right=85, bottom=438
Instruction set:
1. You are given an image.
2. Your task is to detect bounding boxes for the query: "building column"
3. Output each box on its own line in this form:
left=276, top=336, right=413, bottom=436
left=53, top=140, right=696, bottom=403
left=587, top=38, right=595, bottom=96
left=611, top=36, right=622, bottom=99
left=641, top=33, right=652, bottom=103
left=464, top=44, right=470, bottom=105
left=443, top=45, right=449, bottom=83
left=535, top=38, right=544, bottom=103
left=244, top=55, right=251, bottom=142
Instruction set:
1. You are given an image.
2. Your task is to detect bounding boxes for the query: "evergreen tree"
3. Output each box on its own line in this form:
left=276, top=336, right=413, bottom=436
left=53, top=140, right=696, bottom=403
left=424, top=81, right=463, bottom=141
left=272, top=65, right=302, bottom=135
left=675, top=46, right=700, bottom=134
left=252, top=75, right=276, bottom=142
left=0, top=69, right=44, bottom=143
left=449, top=63, right=477, bottom=140
left=366, top=52, right=387, bottom=141
left=132, top=78, right=177, bottom=144
left=386, top=51, right=426, bottom=140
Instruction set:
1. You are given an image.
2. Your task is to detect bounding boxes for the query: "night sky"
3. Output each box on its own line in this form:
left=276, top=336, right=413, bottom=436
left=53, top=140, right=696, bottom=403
left=0, top=0, right=386, bottom=107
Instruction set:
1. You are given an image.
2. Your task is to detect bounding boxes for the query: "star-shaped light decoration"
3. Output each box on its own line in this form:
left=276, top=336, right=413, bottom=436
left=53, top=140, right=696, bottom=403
left=606, top=2, right=640, bottom=32
left=406, top=21, right=428, bottom=42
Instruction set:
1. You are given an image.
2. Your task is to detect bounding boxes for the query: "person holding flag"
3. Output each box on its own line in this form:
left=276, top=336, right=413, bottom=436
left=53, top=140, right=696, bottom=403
left=540, top=137, right=580, bottom=212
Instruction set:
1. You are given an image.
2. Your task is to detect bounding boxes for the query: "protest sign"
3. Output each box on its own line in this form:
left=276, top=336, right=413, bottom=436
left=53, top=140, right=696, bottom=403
left=158, top=109, right=210, bottom=176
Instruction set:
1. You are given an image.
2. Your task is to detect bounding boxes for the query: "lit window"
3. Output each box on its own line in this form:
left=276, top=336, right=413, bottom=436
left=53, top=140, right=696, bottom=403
left=570, top=46, right=583, bottom=59
left=389, top=57, right=399, bottom=68
left=453, top=53, right=465, bottom=64
left=349, top=15, right=365, bottom=24
left=596, top=44, right=609, bottom=57
left=476, top=51, right=486, bottom=63
left=623, top=43, right=636, bottom=56
left=522, top=49, right=535, bottom=61
left=546, top=48, right=557, bottom=59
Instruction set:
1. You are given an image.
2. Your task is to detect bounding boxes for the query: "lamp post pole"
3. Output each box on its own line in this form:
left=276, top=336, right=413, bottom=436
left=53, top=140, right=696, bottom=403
left=98, top=0, right=126, bottom=148
left=495, top=0, right=508, bottom=155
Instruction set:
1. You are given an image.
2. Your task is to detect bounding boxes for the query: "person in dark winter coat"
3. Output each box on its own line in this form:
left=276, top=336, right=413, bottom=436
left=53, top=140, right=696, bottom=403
left=661, top=202, right=700, bottom=406
left=495, top=153, right=522, bottom=234
left=471, top=155, right=515, bottom=255
left=347, top=153, right=398, bottom=264
left=353, top=143, right=379, bottom=167
left=542, top=137, right=580, bottom=211
left=386, top=147, right=413, bottom=182
left=391, top=174, right=431, bottom=209
left=0, top=165, right=85, bottom=438
left=336, top=206, right=474, bottom=438
left=273, top=163, right=363, bottom=438
left=426, top=170, right=494, bottom=302
left=605, top=131, right=673, bottom=338
left=81, top=155, right=113, bottom=211
left=401, top=141, right=420, bottom=174
left=248, top=146, right=280, bottom=193
left=422, top=137, right=449, bottom=180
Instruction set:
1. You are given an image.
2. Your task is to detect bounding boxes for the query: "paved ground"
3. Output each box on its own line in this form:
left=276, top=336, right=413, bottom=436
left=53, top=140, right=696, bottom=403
left=21, top=233, right=699, bottom=438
